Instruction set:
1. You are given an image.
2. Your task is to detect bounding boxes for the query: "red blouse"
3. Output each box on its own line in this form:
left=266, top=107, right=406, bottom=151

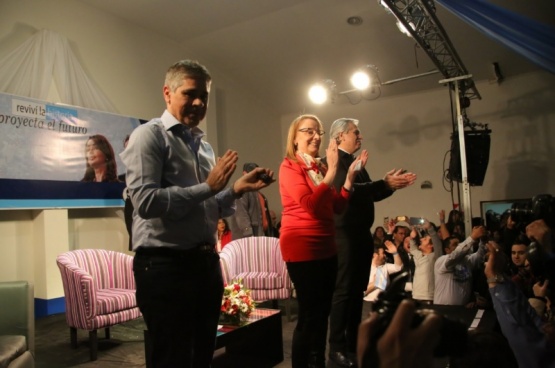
left=220, top=230, right=232, bottom=250
left=278, top=157, right=350, bottom=262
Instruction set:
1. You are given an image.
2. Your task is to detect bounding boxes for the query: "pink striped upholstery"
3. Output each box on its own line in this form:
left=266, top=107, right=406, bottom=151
left=56, top=249, right=141, bottom=359
left=219, top=237, right=292, bottom=302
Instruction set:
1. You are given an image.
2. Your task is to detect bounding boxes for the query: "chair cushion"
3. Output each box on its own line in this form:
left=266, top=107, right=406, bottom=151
left=0, top=335, right=26, bottom=368
left=235, top=272, right=282, bottom=290
left=96, top=288, right=137, bottom=315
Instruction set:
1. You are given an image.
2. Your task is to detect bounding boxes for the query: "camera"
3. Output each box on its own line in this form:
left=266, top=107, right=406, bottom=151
left=511, top=194, right=555, bottom=283
left=510, top=194, right=555, bottom=229
left=408, top=217, right=425, bottom=226
left=371, top=272, right=468, bottom=358
left=257, top=172, right=273, bottom=184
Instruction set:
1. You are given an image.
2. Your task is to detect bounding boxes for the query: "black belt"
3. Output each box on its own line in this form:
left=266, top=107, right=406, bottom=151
left=136, top=244, right=215, bottom=257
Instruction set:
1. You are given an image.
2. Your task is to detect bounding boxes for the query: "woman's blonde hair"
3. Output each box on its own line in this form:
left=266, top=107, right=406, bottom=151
left=285, top=114, right=324, bottom=161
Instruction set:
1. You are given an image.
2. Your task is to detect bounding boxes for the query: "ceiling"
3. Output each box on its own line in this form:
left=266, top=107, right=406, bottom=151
left=79, top=0, right=554, bottom=115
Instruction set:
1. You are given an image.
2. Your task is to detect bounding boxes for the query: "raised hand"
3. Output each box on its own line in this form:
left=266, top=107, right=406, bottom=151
left=438, top=210, right=445, bottom=223
left=356, top=149, right=369, bottom=169
left=322, top=139, right=339, bottom=187
left=325, top=139, right=339, bottom=172
left=233, top=167, right=275, bottom=195
left=410, top=226, right=418, bottom=239
left=206, top=150, right=238, bottom=193
left=384, top=240, right=397, bottom=254
left=470, top=225, right=486, bottom=241
left=384, top=168, right=417, bottom=191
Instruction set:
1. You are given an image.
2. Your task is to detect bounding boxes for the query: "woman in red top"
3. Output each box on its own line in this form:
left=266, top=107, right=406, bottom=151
left=217, top=218, right=232, bottom=252
left=279, top=114, right=367, bottom=368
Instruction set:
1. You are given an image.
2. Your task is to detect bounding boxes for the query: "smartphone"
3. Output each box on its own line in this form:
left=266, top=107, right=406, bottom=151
left=395, top=216, right=407, bottom=222
left=354, top=161, right=362, bottom=171
left=408, top=217, right=425, bottom=226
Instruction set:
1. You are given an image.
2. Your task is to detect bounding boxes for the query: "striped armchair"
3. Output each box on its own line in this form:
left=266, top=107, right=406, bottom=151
left=219, top=236, right=293, bottom=319
left=56, top=249, right=141, bottom=361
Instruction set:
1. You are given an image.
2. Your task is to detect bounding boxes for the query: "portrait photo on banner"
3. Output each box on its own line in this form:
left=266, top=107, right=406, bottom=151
left=0, top=92, right=143, bottom=209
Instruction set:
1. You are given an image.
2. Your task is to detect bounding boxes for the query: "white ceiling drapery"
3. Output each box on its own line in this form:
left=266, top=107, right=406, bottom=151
left=0, top=29, right=117, bottom=113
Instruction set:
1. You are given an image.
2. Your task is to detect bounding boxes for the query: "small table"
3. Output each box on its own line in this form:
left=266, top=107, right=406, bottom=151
left=145, top=308, right=283, bottom=367
left=215, top=308, right=284, bottom=365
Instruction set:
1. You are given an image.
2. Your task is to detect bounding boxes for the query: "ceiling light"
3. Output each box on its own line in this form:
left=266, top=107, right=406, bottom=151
left=350, top=70, right=371, bottom=90
left=308, top=65, right=440, bottom=105
left=308, top=80, right=336, bottom=104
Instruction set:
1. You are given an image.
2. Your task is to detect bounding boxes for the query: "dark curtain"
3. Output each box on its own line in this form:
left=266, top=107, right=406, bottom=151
left=437, top=0, right=555, bottom=74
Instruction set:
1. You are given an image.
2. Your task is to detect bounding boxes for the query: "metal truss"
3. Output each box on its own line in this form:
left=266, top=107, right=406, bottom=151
left=380, top=0, right=481, bottom=101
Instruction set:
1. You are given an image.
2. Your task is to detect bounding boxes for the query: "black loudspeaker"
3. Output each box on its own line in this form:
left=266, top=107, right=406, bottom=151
left=448, top=131, right=491, bottom=186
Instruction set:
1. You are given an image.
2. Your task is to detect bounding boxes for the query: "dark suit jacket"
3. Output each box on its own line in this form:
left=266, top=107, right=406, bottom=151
left=324, top=150, right=394, bottom=233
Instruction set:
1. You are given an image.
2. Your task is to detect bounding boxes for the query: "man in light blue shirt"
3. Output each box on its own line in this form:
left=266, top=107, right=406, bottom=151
left=121, top=60, right=274, bottom=367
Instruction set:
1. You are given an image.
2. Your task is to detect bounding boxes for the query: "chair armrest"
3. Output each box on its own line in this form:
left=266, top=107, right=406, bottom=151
left=220, top=248, right=243, bottom=284
left=57, top=261, right=98, bottom=320
left=0, top=281, right=34, bottom=354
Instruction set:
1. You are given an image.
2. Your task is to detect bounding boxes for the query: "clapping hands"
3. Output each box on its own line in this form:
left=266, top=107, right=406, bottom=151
left=384, top=169, right=417, bottom=191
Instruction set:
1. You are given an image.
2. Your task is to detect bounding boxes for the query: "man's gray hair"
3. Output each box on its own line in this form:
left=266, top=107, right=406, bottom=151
left=329, top=118, right=359, bottom=140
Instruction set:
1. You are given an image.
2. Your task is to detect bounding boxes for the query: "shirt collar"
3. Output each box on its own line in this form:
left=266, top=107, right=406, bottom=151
left=161, top=110, right=206, bottom=140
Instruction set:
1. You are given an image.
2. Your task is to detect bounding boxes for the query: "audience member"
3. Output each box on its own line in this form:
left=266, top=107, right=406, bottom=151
left=217, top=218, right=232, bottom=252
left=121, top=59, right=274, bottom=367
left=433, top=226, right=487, bottom=305
left=408, top=219, right=442, bottom=304
left=278, top=114, right=364, bottom=368
left=441, top=209, right=465, bottom=240
left=372, top=226, right=386, bottom=247
left=363, top=241, right=403, bottom=302
left=485, top=238, right=555, bottom=367
left=228, top=162, right=275, bottom=239
left=508, top=234, right=538, bottom=299
left=325, top=117, right=416, bottom=368
left=385, top=220, right=412, bottom=290
left=81, top=134, right=119, bottom=182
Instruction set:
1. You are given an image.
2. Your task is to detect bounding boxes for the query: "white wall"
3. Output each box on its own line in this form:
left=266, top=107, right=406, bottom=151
left=0, top=1, right=554, bottom=299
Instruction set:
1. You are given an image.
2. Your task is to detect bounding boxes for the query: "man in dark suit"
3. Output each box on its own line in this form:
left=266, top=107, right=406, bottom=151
left=324, top=118, right=416, bottom=367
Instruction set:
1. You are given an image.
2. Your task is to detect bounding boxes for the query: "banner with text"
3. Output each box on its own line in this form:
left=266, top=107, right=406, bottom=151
left=0, top=92, right=143, bottom=209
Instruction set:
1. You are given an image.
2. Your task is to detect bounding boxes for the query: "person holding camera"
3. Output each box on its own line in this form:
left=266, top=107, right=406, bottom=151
left=408, top=219, right=443, bottom=304
left=433, top=225, right=487, bottom=305
left=485, top=237, right=555, bottom=367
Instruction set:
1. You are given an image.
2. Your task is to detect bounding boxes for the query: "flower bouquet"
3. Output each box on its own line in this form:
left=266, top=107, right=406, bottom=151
left=220, top=279, right=256, bottom=326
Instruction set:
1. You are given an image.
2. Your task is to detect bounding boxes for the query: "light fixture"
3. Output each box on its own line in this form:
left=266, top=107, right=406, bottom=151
left=308, top=64, right=440, bottom=105
left=308, top=79, right=337, bottom=104
left=308, top=65, right=381, bottom=105
left=350, top=69, right=371, bottom=90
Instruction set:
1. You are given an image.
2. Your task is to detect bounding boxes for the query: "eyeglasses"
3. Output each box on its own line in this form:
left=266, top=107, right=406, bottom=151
left=298, top=128, right=325, bottom=137
left=349, top=129, right=361, bottom=136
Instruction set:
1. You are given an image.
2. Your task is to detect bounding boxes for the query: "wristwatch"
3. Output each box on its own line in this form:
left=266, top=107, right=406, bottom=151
left=487, top=274, right=504, bottom=284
